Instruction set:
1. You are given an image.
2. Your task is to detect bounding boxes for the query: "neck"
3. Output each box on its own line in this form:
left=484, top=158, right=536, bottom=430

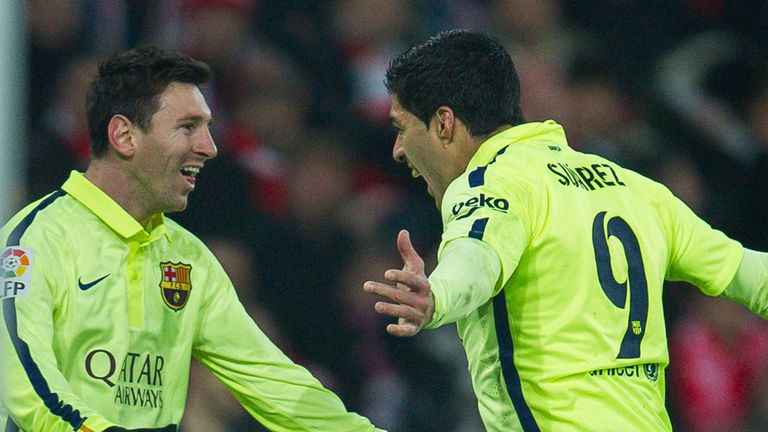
left=475, top=124, right=514, bottom=145
left=85, top=158, right=154, bottom=227
left=436, top=124, right=515, bottom=206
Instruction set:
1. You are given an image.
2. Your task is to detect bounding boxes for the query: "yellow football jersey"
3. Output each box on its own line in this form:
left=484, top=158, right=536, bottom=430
left=0, top=172, right=381, bottom=432
left=436, top=121, right=743, bottom=431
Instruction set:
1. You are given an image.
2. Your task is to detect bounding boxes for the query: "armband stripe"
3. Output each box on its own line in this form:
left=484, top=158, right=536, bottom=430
left=468, top=218, right=489, bottom=240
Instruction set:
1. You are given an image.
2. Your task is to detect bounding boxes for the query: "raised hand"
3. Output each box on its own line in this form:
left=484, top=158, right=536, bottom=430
left=363, top=230, right=435, bottom=337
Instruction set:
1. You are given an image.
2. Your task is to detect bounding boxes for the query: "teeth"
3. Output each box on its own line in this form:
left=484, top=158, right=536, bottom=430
left=182, top=166, right=200, bottom=176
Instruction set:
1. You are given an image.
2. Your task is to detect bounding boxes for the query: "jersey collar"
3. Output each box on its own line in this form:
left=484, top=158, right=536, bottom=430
left=62, top=171, right=167, bottom=243
left=468, top=120, right=567, bottom=168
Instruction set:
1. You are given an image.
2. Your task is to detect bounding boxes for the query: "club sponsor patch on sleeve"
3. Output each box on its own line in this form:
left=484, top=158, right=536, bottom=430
left=1, top=246, right=33, bottom=299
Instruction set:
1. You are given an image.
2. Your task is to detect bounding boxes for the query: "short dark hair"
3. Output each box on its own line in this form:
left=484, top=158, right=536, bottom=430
left=86, top=45, right=212, bottom=157
left=384, top=29, right=524, bottom=137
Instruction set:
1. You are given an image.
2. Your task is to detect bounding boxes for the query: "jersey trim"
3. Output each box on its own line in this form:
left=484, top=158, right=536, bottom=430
left=5, top=419, right=19, bottom=431
left=3, top=189, right=89, bottom=430
left=7, top=190, right=66, bottom=246
left=468, top=145, right=509, bottom=188
left=468, top=218, right=489, bottom=240
left=493, top=289, right=540, bottom=431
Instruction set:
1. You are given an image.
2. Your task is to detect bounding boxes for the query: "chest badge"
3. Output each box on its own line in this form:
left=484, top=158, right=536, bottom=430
left=159, top=262, right=192, bottom=311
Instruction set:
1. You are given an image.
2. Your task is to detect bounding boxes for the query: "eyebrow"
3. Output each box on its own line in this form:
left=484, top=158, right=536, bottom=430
left=177, top=114, right=214, bottom=126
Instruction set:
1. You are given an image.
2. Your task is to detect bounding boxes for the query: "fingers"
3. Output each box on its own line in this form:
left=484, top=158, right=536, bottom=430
left=376, top=303, right=423, bottom=337
left=384, top=269, right=429, bottom=294
left=374, top=301, right=426, bottom=323
left=397, top=230, right=425, bottom=273
left=362, top=229, right=433, bottom=338
left=386, top=322, right=420, bottom=337
left=364, top=281, right=417, bottom=305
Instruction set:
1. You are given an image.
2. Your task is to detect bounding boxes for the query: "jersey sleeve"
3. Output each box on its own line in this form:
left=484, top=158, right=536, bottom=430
left=656, top=185, right=744, bottom=295
left=191, top=253, right=382, bottom=432
left=427, top=237, right=501, bottom=328
left=0, top=232, right=116, bottom=432
left=439, top=167, right=537, bottom=292
left=722, top=248, right=768, bottom=319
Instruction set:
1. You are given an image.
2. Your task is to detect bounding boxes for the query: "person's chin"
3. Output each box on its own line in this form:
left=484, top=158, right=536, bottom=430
left=166, top=196, right=189, bottom=214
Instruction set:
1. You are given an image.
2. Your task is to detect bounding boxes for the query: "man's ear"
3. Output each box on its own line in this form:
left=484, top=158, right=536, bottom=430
left=107, top=115, right=136, bottom=158
left=434, top=106, right=455, bottom=144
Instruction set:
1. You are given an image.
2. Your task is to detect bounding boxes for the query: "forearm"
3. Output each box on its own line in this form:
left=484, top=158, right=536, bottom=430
left=426, top=238, right=501, bottom=329
left=721, top=248, right=768, bottom=319
left=196, top=297, right=382, bottom=431
left=1, top=303, right=116, bottom=432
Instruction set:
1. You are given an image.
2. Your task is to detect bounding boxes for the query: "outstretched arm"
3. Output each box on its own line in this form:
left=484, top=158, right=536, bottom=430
left=194, top=255, right=383, bottom=432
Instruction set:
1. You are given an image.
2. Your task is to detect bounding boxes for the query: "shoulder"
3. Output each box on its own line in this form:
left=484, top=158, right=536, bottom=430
left=164, top=218, right=213, bottom=252
left=162, top=217, right=223, bottom=268
left=1, top=191, right=76, bottom=247
left=442, top=146, right=548, bottom=225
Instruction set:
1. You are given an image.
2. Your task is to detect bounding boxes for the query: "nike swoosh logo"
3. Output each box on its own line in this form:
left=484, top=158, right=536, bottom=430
left=78, top=274, right=111, bottom=291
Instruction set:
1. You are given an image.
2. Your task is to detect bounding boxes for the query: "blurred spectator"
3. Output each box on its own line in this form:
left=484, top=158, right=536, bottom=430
left=655, top=30, right=760, bottom=166
left=331, top=0, right=414, bottom=128
left=654, top=29, right=768, bottom=246
left=735, top=66, right=768, bottom=250
left=489, top=0, right=585, bottom=125
left=668, top=293, right=768, bottom=432
left=257, top=1, right=353, bottom=127
left=253, top=141, right=359, bottom=398
left=415, top=0, right=491, bottom=35
left=218, top=46, right=312, bottom=217
left=28, top=0, right=88, bottom=121
left=561, top=0, right=694, bottom=91
left=174, top=0, right=261, bottom=122
left=28, top=55, right=98, bottom=198
left=330, top=0, right=420, bottom=181
left=336, top=246, right=408, bottom=431
left=567, top=49, right=664, bottom=176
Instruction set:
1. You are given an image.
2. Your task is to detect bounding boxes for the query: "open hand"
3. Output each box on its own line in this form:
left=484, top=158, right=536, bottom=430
left=363, top=230, right=434, bottom=337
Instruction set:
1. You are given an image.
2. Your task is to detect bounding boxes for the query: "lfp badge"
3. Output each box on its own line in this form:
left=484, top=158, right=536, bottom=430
left=159, top=262, right=192, bottom=311
left=1, top=247, right=33, bottom=299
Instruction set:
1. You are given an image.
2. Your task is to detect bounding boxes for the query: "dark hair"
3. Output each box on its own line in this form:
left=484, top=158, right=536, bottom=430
left=86, top=45, right=212, bottom=157
left=384, top=29, right=524, bottom=137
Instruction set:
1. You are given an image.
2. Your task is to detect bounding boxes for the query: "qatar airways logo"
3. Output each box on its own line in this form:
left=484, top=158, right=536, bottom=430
left=85, top=349, right=165, bottom=408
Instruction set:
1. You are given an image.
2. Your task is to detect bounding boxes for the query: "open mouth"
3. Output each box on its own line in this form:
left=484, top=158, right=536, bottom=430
left=407, top=163, right=421, bottom=179
left=180, top=166, right=200, bottom=188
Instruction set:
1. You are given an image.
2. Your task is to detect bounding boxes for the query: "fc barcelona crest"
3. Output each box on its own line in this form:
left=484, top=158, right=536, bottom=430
left=159, top=262, right=192, bottom=311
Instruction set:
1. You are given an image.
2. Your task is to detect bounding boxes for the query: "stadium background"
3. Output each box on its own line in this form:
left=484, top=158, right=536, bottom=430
left=3, top=1, right=768, bottom=430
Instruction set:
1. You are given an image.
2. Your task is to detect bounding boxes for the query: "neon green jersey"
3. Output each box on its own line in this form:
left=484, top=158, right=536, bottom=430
left=0, top=171, right=381, bottom=432
left=436, top=121, right=744, bottom=431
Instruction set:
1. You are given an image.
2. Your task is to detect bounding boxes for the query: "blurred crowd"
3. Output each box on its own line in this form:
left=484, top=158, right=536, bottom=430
left=22, top=0, right=768, bottom=431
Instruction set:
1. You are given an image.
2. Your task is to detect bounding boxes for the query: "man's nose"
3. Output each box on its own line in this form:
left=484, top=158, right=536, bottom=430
left=392, top=138, right=405, bottom=163
left=196, top=128, right=218, bottom=159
